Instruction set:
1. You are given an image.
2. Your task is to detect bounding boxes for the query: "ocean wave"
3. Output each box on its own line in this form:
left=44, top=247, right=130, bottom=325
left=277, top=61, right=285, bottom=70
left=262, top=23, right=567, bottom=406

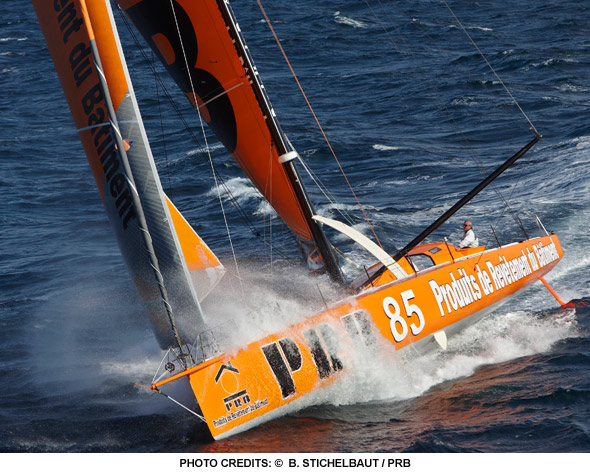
left=317, top=201, right=360, bottom=214
left=477, top=79, right=502, bottom=86
left=206, top=176, right=261, bottom=203
left=301, top=148, right=320, bottom=157
left=450, top=96, right=480, bottom=106
left=254, top=199, right=276, bottom=217
left=334, top=11, right=367, bottom=29
left=186, top=142, right=225, bottom=155
left=373, top=144, right=404, bottom=152
left=332, top=221, right=371, bottom=244
left=573, top=136, right=590, bottom=149
left=553, top=135, right=590, bottom=151
left=532, top=57, right=579, bottom=68
left=303, top=306, right=578, bottom=412
left=558, top=83, right=590, bottom=93
left=448, top=25, right=493, bottom=32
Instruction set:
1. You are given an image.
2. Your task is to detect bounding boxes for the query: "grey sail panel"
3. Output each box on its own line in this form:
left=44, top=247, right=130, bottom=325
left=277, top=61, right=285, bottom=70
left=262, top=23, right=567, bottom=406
left=91, top=0, right=207, bottom=349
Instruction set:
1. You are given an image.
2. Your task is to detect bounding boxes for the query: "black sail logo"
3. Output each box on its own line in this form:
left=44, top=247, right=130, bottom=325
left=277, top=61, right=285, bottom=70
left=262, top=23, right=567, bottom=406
left=124, top=0, right=238, bottom=152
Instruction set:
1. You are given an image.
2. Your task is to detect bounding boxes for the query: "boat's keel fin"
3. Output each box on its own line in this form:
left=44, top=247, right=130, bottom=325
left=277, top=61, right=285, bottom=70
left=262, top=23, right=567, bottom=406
left=433, top=330, right=448, bottom=350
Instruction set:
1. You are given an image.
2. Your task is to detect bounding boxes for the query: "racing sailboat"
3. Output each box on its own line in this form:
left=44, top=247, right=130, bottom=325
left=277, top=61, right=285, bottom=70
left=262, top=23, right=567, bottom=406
left=32, top=0, right=564, bottom=439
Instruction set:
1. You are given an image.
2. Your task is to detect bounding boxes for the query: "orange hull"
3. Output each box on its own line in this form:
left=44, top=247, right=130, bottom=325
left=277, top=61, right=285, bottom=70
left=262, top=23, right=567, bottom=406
left=154, top=234, right=562, bottom=439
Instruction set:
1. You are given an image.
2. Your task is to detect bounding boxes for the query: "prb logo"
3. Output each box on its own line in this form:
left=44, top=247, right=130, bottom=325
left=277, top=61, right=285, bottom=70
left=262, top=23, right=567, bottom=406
left=214, top=362, right=250, bottom=413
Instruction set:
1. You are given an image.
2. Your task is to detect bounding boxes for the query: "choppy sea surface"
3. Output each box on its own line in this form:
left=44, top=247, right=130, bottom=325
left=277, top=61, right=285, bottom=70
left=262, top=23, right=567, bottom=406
left=1, top=0, right=589, bottom=453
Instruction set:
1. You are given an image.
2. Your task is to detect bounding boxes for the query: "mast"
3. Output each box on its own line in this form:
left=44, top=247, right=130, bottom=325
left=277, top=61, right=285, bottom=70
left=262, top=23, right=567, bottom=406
left=216, top=1, right=345, bottom=286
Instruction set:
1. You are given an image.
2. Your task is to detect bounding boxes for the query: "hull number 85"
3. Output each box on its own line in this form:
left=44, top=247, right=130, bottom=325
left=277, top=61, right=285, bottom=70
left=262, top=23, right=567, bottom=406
left=382, top=289, right=425, bottom=343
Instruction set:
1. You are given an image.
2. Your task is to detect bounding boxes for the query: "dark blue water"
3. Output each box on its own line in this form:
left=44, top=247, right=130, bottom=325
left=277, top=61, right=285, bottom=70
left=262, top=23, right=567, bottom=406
left=1, top=0, right=589, bottom=452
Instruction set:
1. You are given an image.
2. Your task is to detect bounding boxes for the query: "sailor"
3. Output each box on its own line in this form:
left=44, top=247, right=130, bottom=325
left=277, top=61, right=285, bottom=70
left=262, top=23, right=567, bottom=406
left=459, top=220, right=479, bottom=248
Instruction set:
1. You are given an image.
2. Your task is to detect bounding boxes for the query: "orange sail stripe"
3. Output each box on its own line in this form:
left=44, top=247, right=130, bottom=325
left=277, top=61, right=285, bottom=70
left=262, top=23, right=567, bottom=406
left=164, top=195, right=225, bottom=301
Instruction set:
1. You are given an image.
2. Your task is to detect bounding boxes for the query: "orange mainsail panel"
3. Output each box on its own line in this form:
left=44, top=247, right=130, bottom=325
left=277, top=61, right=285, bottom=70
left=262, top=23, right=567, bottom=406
left=172, top=235, right=563, bottom=438
left=116, top=0, right=314, bottom=241
left=32, top=0, right=215, bottom=348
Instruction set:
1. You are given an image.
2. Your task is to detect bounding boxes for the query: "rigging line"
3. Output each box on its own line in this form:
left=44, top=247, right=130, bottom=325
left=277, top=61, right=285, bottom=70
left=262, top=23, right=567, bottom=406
left=76, top=122, right=110, bottom=132
left=266, top=141, right=278, bottom=270
left=115, top=6, right=292, bottom=261
left=332, top=244, right=364, bottom=270
left=426, top=0, right=539, bottom=226
left=440, top=0, right=540, bottom=137
left=368, top=0, right=533, bottom=230
left=367, top=0, right=490, bottom=165
left=362, top=3, right=486, bottom=170
left=405, top=2, right=534, bottom=235
left=153, top=387, right=207, bottom=422
left=285, top=135, right=356, bottom=225
left=151, top=350, right=171, bottom=385
left=373, top=0, right=532, bottom=149
left=378, top=2, right=492, bottom=97
left=196, top=82, right=244, bottom=111
left=169, top=0, right=245, bottom=296
left=152, top=50, right=172, bottom=192
left=296, top=155, right=356, bottom=226
left=492, top=158, right=530, bottom=234
left=255, top=0, right=384, bottom=249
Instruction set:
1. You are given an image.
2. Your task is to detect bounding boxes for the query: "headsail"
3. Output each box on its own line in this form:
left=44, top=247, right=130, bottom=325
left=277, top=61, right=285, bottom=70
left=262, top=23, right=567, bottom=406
left=165, top=195, right=225, bottom=302
left=32, top=0, right=220, bottom=350
left=115, top=0, right=344, bottom=284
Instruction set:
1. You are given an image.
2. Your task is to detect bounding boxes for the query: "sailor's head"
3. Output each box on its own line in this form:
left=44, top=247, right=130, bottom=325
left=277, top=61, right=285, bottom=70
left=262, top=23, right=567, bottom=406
left=463, top=220, right=473, bottom=230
